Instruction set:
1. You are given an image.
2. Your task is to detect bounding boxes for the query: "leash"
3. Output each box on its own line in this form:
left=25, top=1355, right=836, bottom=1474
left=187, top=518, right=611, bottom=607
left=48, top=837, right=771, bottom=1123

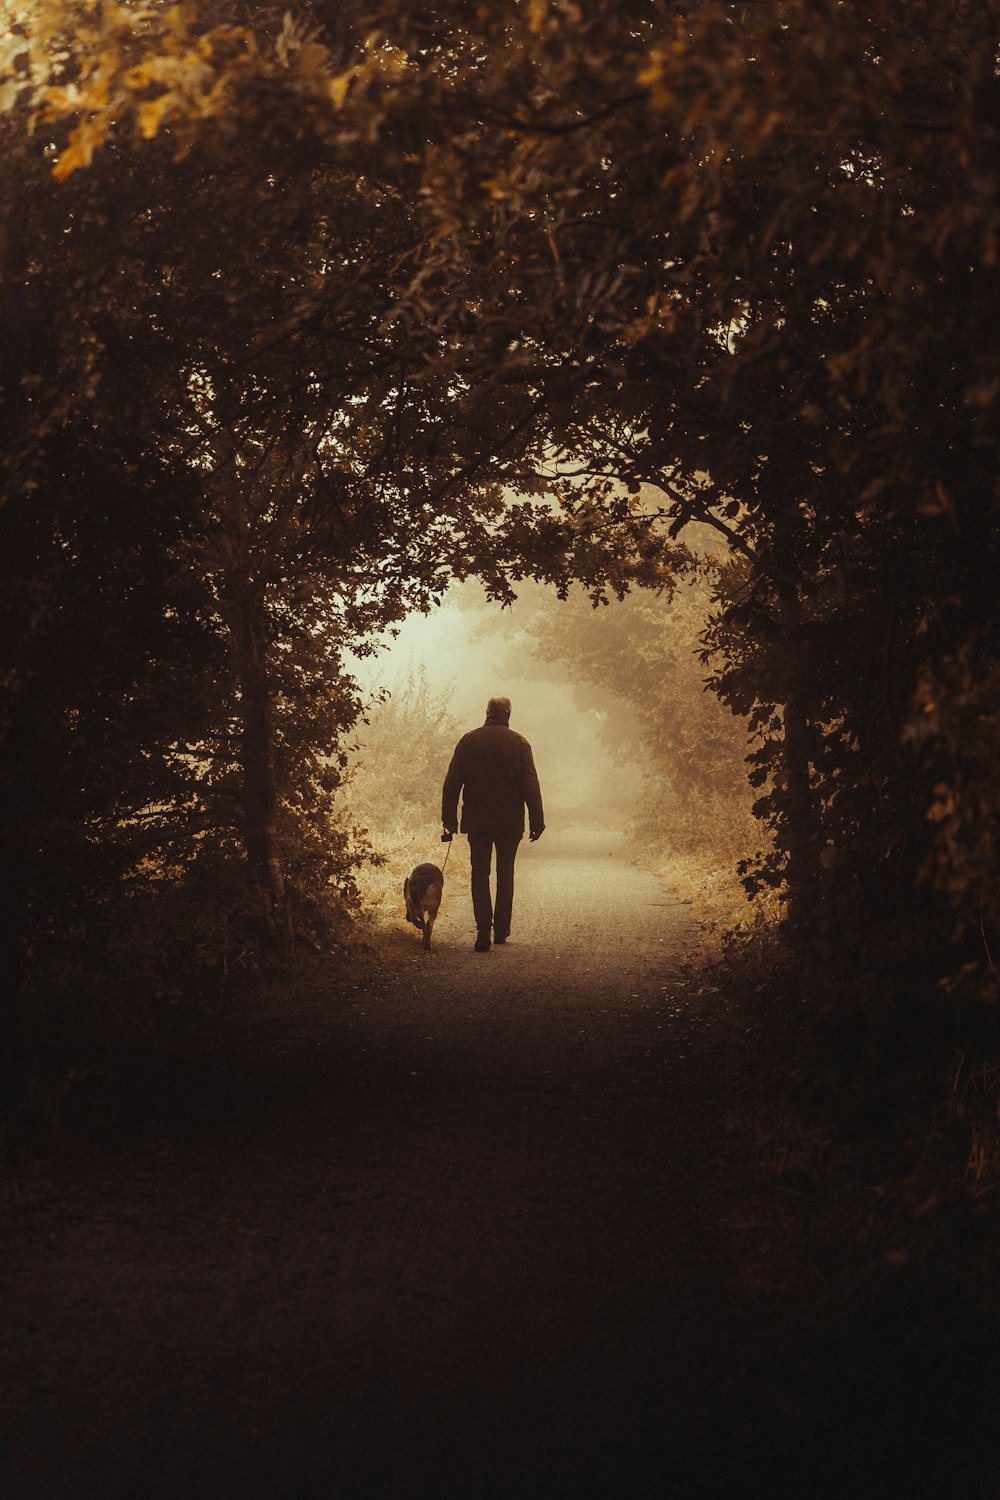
left=440, top=836, right=453, bottom=876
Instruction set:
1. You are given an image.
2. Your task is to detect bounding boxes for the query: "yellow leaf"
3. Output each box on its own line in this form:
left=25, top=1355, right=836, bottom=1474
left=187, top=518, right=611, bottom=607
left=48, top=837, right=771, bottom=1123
left=138, top=92, right=174, bottom=138
left=328, top=67, right=356, bottom=109
left=52, top=118, right=104, bottom=179
left=165, top=2, right=198, bottom=38
left=637, top=55, right=663, bottom=89
left=125, top=53, right=185, bottom=89
left=927, top=784, right=956, bottom=822
left=481, top=176, right=510, bottom=201
left=527, top=0, right=549, bottom=34
left=297, top=41, right=329, bottom=76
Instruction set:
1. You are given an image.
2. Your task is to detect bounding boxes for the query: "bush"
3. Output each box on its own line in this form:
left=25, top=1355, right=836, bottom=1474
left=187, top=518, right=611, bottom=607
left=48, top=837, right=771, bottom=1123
left=336, top=669, right=469, bottom=930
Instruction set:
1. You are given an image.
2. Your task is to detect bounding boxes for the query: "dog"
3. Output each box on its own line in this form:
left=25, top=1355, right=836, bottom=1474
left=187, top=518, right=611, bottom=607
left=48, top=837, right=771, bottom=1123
left=404, top=862, right=444, bottom=951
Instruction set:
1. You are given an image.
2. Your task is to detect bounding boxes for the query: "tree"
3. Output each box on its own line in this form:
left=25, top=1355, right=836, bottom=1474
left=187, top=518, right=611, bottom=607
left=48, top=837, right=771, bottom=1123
left=472, top=555, right=756, bottom=864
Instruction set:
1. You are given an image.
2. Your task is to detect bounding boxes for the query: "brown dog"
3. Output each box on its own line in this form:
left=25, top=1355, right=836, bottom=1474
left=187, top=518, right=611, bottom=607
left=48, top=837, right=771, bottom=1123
left=404, top=862, right=444, bottom=951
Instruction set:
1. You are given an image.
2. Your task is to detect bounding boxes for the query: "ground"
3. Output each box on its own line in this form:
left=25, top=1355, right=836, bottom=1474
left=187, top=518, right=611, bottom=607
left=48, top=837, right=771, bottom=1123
left=2, top=829, right=999, bottom=1497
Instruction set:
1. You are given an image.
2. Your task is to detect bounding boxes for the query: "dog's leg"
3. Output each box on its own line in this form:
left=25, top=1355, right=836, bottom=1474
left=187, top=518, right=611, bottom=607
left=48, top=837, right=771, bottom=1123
left=404, top=878, right=426, bottom=931
left=421, top=882, right=441, bottom=951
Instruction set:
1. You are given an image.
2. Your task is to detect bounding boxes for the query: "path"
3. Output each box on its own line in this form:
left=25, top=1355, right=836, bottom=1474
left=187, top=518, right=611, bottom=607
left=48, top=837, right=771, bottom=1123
left=1, top=830, right=994, bottom=1497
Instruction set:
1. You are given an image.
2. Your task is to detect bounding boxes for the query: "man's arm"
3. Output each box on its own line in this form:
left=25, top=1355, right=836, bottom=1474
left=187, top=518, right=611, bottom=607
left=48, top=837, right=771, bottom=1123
left=441, top=742, right=464, bottom=833
left=521, top=741, right=544, bottom=840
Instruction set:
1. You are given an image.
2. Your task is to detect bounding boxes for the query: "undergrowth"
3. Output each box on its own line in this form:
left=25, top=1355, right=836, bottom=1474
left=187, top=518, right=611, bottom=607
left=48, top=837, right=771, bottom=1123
left=631, top=795, right=1000, bottom=1297
left=336, top=669, right=467, bottom=948
left=711, top=920, right=1000, bottom=1298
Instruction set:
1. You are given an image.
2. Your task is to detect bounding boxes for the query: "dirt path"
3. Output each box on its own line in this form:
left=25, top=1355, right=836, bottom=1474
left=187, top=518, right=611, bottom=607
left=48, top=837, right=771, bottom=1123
left=1, top=830, right=995, bottom=1497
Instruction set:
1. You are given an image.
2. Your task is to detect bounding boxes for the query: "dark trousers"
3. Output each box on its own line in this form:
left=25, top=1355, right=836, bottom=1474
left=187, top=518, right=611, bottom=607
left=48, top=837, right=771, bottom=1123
left=468, top=831, right=522, bottom=937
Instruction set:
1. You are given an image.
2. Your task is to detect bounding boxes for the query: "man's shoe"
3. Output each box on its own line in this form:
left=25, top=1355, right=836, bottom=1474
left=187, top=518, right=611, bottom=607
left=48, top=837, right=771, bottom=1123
left=493, top=931, right=508, bottom=945
left=475, top=932, right=491, bottom=952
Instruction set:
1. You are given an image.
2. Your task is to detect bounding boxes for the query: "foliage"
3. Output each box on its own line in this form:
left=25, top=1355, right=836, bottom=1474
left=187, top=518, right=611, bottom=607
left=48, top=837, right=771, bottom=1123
left=479, top=561, right=758, bottom=860
left=1, top=0, right=999, bottom=1089
left=1, top=1, right=675, bottom=1084
left=346, top=669, right=460, bottom=826
left=349, top=0, right=1000, bottom=1016
left=907, top=649, right=1000, bottom=1003
left=336, top=669, right=467, bottom=931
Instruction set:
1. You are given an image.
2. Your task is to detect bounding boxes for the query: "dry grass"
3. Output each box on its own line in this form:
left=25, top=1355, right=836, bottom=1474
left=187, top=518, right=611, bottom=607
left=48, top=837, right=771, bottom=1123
left=654, top=851, right=765, bottom=943
left=331, top=670, right=467, bottom=950
left=636, top=789, right=781, bottom=963
left=345, top=811, right=470, bottom=952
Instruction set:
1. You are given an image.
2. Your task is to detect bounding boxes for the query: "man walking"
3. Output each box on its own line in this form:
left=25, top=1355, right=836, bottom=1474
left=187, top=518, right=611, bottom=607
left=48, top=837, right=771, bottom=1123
left=441, top=696, right=544, bottom=951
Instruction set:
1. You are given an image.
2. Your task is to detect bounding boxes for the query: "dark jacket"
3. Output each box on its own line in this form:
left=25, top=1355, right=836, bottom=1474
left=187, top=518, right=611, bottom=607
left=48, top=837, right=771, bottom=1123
left=442, top=723, right=544, bottom=837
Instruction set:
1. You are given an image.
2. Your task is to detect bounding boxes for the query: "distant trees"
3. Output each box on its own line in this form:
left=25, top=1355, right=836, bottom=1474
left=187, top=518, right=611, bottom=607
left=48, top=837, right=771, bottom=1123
left=474, top=567, right=756, bottom=869
left=337, top=668, right=463, bottom=915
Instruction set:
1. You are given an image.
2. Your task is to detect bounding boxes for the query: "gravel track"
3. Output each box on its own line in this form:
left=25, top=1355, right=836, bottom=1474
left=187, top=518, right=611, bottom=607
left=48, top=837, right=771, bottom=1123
left=2, top=829, right=995, bottom=1497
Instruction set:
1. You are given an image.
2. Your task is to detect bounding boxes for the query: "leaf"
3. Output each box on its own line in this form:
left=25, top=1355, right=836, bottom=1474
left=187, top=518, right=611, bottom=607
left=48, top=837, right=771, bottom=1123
left=527, top=0, right=549, bottom=35
left=52, top=116, right=109, bottom=180
left=138, top=92, right=175, bottom=139
left=296, top=41, right=329, bottom=77
left=328, top=67, right=356, bottom=109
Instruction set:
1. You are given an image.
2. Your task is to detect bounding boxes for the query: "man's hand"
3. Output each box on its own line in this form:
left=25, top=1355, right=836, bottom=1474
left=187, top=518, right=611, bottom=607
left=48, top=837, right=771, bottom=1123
left=529, top=826, right=544, bottom=842
left=441, top=828, right=455, bottom=843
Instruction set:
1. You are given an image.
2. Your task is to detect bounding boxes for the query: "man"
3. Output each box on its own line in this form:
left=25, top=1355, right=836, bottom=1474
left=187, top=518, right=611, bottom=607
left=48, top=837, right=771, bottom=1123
left=441, top=696, right=544, bottom=952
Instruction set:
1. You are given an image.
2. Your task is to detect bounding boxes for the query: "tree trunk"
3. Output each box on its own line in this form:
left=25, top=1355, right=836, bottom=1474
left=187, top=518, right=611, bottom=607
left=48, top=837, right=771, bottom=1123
left=231, top=595, right=292, bottom=943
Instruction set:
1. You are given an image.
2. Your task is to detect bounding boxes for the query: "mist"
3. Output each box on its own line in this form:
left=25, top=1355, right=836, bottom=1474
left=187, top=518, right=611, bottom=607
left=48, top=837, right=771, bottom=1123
left=348, top=580, right=645, bottom=832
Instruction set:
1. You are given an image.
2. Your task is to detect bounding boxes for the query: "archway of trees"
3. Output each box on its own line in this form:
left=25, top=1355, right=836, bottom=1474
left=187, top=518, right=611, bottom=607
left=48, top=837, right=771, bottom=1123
left=2, top=2, right=999, bottom=1087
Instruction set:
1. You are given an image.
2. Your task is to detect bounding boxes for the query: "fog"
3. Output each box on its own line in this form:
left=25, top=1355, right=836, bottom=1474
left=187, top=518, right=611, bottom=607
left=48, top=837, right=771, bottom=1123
left=349, top=580, right=644, bottom=831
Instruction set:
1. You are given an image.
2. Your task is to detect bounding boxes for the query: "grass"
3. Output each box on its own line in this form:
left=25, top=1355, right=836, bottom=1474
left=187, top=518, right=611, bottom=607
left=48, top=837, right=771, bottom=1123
left=340, top=805, right=470, bottom=955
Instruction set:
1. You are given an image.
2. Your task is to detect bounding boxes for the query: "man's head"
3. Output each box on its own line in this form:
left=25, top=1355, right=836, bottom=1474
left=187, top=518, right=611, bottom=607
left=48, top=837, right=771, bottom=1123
left=485, top=696, right=512, bottom=725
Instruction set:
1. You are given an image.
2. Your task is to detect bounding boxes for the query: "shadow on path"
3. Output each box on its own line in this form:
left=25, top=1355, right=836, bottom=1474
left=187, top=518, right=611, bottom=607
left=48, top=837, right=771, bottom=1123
left=2, top=830, right=998, bottom=1496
